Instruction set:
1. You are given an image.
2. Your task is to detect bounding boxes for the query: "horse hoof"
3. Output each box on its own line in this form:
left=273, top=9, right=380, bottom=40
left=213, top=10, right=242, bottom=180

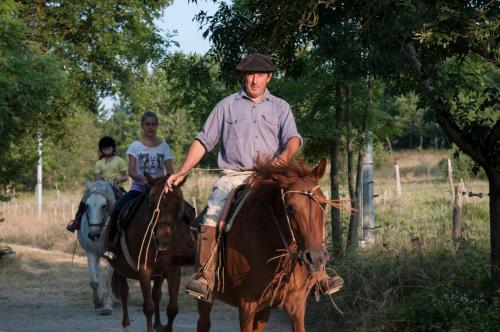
left=100, top=308, right=112, bottom=316
left=94, top=302, right=104, bottom=310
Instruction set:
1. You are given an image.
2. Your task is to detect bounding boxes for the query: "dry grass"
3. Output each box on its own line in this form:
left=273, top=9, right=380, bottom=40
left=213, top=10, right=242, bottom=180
left=0, top=149, right=492, bottom=331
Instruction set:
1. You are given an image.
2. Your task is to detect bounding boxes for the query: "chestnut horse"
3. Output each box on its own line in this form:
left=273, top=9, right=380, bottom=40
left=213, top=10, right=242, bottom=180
left=109, top=175, right=194, bottom=332
left=197, top=158, right=338, bottom=332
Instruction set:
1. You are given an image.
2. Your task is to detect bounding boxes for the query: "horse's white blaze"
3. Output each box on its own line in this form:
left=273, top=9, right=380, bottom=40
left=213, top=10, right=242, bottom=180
left=77, top=179, right=115, bottom=315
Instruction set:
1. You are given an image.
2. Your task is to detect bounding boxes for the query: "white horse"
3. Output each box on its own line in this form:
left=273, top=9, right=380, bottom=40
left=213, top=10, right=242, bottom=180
left=77, top=179, right=115, bottom=315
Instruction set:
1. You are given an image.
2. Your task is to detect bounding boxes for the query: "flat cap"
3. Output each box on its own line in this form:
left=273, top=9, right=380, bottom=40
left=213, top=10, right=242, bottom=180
left=236, top=53, right=275, bottom=72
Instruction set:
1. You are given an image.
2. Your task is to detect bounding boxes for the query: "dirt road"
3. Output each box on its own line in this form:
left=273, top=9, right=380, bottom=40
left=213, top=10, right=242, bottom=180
left=0, top=244, right=290, bottom=332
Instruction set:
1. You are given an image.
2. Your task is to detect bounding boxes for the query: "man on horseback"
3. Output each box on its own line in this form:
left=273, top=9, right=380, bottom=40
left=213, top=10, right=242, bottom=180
left=166, top=53, right=343, bottom=301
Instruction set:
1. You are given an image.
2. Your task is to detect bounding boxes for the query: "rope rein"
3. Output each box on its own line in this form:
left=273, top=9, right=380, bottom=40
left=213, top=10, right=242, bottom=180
left=136, top=187, right=168, bottom=271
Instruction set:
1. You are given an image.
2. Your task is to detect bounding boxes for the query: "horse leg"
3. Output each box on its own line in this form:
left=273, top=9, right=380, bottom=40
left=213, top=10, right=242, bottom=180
left=197, top=300, right=213, bottom=332
left=252, top=308, right=271, bottom=332
left=86, top=253, right=103, bottom=308
left=165, top=266, right=181, bottom=332
left=139, top=275, right=155, bottom=332
left=152, top=277, right=164, bottom=330
left=238, top=301, right=258, bottom=332
left=101, top=262, right=113, bottom=315
left=115, top=273, right=130, bottom=328
left=285, top=300, right=307, bottom=332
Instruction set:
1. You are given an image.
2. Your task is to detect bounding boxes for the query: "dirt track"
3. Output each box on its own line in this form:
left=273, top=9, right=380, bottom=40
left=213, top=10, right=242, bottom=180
left=0, top=244, right=290, bottom=332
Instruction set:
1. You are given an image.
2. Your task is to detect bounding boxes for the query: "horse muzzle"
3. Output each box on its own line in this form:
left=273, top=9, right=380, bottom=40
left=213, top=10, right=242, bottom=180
left=88, top=231, right=101, bottom=241
left=302, top=248, right=329, bottom=272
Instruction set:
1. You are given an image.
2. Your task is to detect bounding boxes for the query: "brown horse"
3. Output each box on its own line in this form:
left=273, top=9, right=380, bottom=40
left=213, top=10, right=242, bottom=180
left=197, top=158, right=338, bottom=332
left=109, top=175, right=194, bottom=332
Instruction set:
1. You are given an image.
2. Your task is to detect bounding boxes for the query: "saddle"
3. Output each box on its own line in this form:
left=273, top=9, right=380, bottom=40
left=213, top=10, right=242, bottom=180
left=193, top=184, right=253, bottom=234
left=117, top=193, right=146, bottom=232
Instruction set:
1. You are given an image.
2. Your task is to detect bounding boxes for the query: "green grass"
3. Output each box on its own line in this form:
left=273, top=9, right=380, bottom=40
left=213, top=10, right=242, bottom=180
left=307, top=151, right=493, bottom=331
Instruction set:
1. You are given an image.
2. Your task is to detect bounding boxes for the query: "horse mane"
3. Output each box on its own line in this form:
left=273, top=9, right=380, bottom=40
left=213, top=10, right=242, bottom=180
left=253, top=157, right=316, bottom=189
left=86, top=179, right=115, bottom=204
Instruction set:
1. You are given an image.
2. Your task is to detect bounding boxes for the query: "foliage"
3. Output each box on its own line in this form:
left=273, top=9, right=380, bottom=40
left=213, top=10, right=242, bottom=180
left=388, top=92, right=447, bottom=149
left=437, top=145, right=487, bottom=181
left=0, top=0, right=69, bottom=189
left=43, top=110, right=103, bottom=190
left=198, top=0, right=500, bottom=293
left=383, top=242, right=497, bottom=332
left=99, top=53, right=229, bottom=166
left=15, top=0, right=176, bottom=112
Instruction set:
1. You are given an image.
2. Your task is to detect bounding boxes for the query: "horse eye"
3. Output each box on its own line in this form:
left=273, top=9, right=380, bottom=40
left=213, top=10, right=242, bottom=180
left=285, top=205, right=294, bottom=213
left=101, top=204, right=106, bottom=209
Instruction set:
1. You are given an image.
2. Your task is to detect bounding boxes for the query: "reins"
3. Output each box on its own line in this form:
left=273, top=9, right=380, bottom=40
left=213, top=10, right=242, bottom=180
left=263, top=184, right=350, bottom=308
left=137, top=187, right=168, bottom=271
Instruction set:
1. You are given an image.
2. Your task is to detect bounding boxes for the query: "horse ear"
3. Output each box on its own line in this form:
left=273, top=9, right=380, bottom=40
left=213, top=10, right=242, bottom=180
left=271, top=174, right=290, bottom=190
left=312, top=158, right=327, bottom=179
left=144, top=172, right=155, bottom=185
left=85, top=178, right=91, bottom=191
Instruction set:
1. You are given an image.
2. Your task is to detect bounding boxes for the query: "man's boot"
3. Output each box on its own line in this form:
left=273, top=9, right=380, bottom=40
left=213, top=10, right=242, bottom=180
left=318, top=271, right=344, bottom=295
left=66, top=219, right=79, bottom=233
left=66, top=201, right=85, bottom=233
left=185, top=225, right=217, bottom=301
left=103, top=212, right=120, bottom=262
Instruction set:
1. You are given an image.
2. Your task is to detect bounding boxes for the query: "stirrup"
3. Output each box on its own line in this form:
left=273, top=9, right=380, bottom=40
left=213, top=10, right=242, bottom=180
left=320, top=275, right=344, bottom=296
left=185, top=275, right=213, bottom=303
left=103, top=250, right=117, bottom=262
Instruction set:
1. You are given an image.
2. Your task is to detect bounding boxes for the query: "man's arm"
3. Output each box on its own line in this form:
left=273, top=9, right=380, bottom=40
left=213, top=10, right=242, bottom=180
left=165, top=140, right=206, bottom=191
left=277, top=137, right=301, bottom=163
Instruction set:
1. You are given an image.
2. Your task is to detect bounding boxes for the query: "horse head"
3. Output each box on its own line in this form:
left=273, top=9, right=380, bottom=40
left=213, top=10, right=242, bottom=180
left=261, top=158, right=330, bottom=272
left=145, top=173, right=185, bottom=252
left=83, top=179, right=116, bottom=241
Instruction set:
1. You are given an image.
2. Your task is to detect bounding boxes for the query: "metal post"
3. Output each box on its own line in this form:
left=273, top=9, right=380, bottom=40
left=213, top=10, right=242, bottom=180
left=36, top=132, right=43, bottom=217
left=362, top=130, right=375, bottom=246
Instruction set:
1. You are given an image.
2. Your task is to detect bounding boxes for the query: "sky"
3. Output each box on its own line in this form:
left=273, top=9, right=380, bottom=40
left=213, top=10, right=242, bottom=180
left=102, top=1, right=224, bottom=109
left=157, top=0, right=223, bottom=54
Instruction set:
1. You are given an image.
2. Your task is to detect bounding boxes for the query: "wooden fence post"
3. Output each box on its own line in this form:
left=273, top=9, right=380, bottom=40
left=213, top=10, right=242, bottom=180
left=448, top=159, right=454, bottom=196
left=452, top=185, right=463, bottom=248
left=394, top=160, right=402, bottom=198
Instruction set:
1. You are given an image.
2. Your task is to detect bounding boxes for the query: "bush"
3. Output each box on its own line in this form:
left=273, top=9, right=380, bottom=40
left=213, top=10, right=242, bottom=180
left=438, top=146, right=486, bottom=181
left=383, top=241, right=497, bottom=331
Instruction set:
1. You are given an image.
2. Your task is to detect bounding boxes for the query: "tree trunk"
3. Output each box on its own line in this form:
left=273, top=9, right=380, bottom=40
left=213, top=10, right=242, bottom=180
left=488, top=174, right=500, bottom=296
left=347, top=105, right=367, bottom=253
left=346, top=82, right=357, bottom=253
left=347, top=144, right=363, bottom=254
left=330, top=85, right=343, bottom=258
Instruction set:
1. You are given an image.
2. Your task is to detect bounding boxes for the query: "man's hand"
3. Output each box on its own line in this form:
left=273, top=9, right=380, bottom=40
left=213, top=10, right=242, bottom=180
left=271, top=156, right=288, bottom=168
left=165, top=172, right=187, bottom=192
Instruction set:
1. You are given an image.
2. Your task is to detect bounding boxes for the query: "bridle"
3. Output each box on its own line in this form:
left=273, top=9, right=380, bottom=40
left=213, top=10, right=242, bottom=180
left=137, top=186, right=183, bottom=271
left=84, top=190, right=113, bottom=228
left=264, top=184, right=327, bottom=306
left=278, top=185, right=326, bottom=252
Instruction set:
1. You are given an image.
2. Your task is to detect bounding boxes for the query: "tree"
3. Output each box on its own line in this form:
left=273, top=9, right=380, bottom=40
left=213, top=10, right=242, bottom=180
left=0, top=1, right=68, bottom=189
left=101, top=53, right=229, bottom=165
left=198, top=0, right=500, bottom=295
left=16, top=0, right=176, bottom=112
